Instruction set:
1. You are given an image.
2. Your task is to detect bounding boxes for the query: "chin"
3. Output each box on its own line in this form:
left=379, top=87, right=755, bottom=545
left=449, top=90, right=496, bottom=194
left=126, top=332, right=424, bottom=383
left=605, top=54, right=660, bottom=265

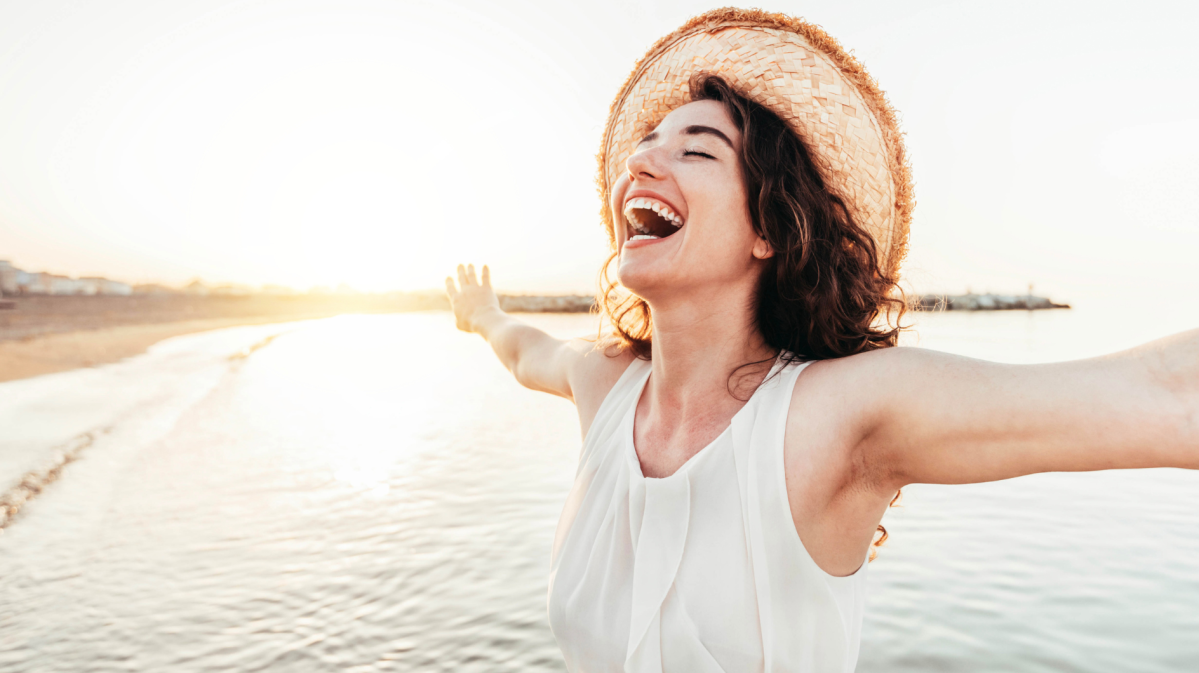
left=616, top=255, right=678, bottom=302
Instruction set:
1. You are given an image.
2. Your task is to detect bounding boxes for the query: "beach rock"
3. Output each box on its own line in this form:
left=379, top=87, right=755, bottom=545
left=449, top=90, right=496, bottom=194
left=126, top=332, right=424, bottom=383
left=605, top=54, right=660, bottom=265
left=498, top=295, right=595, bottom=313
left=913, top=293, right=1070, bottom=312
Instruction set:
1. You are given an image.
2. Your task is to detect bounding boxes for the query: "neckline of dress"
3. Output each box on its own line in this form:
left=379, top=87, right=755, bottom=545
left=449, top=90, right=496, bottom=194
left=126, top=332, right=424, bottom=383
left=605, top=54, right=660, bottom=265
left=625, top=352, right=787, bottom=482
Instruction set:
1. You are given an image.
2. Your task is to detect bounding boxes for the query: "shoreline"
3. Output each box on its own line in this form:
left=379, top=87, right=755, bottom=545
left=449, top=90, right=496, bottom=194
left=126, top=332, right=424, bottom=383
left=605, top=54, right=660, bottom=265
left=0, top=289, right=1078, bottom=384
left=0, top=314, right=348, bottom=383
left=0, top=294, right=448, bottom=383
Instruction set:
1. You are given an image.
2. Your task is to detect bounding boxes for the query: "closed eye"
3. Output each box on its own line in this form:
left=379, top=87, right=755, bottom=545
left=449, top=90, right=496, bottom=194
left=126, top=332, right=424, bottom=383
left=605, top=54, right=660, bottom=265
left=683, top=149, right=714, bottom=159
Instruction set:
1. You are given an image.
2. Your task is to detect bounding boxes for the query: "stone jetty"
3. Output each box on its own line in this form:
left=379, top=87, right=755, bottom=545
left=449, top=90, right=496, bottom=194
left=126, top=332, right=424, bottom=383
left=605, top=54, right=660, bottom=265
left=913, top=293, right=1070, bottom=311
left=498, top=295, right=594, bottom=313
left=496, top=293, right=1070, bottom=313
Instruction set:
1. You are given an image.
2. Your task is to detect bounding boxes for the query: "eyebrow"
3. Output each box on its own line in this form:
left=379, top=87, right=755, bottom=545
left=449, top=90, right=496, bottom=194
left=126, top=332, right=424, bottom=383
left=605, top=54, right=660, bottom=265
left=637, top=131, right=659, bottom=145
left=636, top=125, right=736, bottom=150
left=682, top=125, right=735, bottom=149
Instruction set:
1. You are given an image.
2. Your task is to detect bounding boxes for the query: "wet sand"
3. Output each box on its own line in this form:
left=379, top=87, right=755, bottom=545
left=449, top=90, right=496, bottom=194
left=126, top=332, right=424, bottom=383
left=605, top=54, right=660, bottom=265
left=0, top=294, right=445, bottom=383
left=0, top=317, right=300, bottom=382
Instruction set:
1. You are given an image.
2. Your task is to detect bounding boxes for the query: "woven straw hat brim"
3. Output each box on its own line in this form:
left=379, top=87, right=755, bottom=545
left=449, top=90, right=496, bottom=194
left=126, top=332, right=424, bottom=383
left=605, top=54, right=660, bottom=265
left=599, top=7, right=913, bottom=277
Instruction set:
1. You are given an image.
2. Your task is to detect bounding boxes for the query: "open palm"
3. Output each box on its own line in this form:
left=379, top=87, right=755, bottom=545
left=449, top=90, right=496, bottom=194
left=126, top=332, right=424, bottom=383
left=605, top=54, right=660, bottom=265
left=445, top=264, right=500, bottom=333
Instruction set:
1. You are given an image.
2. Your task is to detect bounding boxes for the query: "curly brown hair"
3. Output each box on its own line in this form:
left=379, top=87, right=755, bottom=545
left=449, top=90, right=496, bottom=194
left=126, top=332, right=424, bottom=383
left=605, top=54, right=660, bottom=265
left=597, top=72, right=908, bottom=559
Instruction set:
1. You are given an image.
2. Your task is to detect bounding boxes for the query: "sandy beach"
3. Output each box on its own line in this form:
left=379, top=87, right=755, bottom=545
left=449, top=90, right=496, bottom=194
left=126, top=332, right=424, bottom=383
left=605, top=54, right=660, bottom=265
left=0, top=292, right=604, bottom=383
left=1, top=317, right=304, bottom=382
left=0, top=294, right=445, bottom=383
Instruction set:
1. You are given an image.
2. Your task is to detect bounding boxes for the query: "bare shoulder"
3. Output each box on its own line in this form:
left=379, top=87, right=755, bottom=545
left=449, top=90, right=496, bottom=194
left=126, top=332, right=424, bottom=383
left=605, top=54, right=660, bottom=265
left=564, top=336, right=639, bottom=438
left=791, top=346, right=960, bottom=419
left=787, top=348, right=902, bottom=424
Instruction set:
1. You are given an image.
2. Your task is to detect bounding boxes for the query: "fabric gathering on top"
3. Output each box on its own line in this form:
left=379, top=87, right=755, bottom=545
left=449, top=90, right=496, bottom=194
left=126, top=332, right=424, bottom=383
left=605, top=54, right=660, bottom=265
left=548, top=354, right=869, bottom=673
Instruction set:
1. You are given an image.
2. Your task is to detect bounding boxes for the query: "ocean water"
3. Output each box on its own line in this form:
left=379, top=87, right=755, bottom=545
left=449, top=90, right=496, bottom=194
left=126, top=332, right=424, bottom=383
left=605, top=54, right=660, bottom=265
left=0, top=306, right=1197, bottom=672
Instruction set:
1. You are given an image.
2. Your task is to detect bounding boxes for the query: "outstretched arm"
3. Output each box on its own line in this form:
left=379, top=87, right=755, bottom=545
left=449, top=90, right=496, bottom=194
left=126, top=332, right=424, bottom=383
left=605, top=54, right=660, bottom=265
left=444, top=265, right=634, bottom=436
left=445, top=264, right=577, bottom=399
left=842, top=328, right=1199, bottom=490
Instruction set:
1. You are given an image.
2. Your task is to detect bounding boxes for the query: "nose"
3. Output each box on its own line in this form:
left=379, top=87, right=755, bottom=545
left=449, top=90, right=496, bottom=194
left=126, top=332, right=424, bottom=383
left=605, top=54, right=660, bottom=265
left=625, top=146, right=664, bottom=183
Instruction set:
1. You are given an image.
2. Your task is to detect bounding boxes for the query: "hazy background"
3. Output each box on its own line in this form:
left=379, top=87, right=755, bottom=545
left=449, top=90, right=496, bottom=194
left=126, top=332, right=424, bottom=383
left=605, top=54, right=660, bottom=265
left=2, top=0, right=1196, bottom=303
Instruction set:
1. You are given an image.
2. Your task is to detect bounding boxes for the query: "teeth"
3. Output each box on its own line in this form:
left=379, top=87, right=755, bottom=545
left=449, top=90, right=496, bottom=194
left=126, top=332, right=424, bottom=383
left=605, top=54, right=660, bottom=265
left=625, top=211, right=650, bottom=234
left=622, top=197, right=686, bottom=228
left=629, top=235, right=660, bottom=241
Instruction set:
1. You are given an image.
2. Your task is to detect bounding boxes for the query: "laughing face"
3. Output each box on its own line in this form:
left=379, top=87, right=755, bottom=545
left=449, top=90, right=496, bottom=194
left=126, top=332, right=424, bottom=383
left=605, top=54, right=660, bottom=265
left=613, top=100, right=772, bottom=304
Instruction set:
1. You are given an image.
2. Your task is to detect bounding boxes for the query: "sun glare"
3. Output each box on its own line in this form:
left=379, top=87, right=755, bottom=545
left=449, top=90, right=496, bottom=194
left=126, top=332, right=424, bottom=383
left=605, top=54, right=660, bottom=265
left=1, top=1, right=603, bottom=294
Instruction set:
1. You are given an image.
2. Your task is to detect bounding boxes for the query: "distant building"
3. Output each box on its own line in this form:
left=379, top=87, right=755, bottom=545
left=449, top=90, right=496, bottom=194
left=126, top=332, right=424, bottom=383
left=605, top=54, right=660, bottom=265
left=24, top=272, right=51, bottom=294
left=48, top=275, right=87, bottom=295
left=0, top=260, right=16, bottom=296
left=0, top=262, right=135, bottom=296
left=81, top=276, right=133, bottom=296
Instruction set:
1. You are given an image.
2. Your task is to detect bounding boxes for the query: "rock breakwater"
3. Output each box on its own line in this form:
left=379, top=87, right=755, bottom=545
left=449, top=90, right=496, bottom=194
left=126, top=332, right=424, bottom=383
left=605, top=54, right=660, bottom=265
left=913, top=293, right=1070, bottom=311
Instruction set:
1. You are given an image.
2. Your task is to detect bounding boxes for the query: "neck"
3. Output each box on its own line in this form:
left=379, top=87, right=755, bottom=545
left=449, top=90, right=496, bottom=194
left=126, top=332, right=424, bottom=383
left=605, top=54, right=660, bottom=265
left=643, top=284, right=777, bottom=418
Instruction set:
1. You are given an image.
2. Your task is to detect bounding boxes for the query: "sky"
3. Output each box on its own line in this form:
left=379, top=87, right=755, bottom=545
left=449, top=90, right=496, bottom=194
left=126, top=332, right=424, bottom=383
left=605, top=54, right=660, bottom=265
left=0, top=0, right=1197, bottom=305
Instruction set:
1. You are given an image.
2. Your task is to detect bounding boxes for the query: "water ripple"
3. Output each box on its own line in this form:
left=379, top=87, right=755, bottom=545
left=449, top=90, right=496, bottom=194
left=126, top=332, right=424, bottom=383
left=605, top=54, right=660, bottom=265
left=1, top=311, right=1198, bottom=671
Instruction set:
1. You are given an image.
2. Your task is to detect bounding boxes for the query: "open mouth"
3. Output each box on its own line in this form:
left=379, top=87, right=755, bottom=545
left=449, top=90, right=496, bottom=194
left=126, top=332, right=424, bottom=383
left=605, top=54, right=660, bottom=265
left=623, top=197, right=684, bottom=242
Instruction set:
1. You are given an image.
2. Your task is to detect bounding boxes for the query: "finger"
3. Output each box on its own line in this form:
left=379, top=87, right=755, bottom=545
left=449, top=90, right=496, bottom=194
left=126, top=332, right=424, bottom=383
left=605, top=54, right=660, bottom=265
left=444, top=276, right=457, bottom=297
left=481, top=265, right=491, bottom=288
left=467, top=264, right=477, bottom=286
left=457, top=264, right=468, bottom=288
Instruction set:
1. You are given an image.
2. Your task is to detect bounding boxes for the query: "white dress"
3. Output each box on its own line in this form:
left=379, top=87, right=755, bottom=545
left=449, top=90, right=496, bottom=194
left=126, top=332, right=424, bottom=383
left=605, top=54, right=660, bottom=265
left=548, top=355, right=869, bottom=673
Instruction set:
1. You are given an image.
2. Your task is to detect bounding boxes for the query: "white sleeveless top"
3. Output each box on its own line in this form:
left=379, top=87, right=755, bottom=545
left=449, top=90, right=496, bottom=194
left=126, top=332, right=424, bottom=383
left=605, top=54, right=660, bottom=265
left=548, top=355, right=868, bottom=673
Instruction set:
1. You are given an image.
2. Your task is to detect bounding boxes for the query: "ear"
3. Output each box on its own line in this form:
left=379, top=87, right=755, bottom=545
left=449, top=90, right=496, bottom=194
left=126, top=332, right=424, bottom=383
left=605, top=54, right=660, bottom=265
left=752, top=236, right=774, bottom=260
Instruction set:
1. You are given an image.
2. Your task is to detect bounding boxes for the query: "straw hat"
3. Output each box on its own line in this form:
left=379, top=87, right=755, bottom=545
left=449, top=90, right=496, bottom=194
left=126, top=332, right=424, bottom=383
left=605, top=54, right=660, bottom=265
left=600, top=7, right=913, bottom=277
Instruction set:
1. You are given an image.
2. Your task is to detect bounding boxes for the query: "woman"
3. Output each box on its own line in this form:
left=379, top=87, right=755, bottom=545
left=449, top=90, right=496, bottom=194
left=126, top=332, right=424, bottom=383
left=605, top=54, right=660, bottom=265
left=444, top=9, right=1198, bottom=673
